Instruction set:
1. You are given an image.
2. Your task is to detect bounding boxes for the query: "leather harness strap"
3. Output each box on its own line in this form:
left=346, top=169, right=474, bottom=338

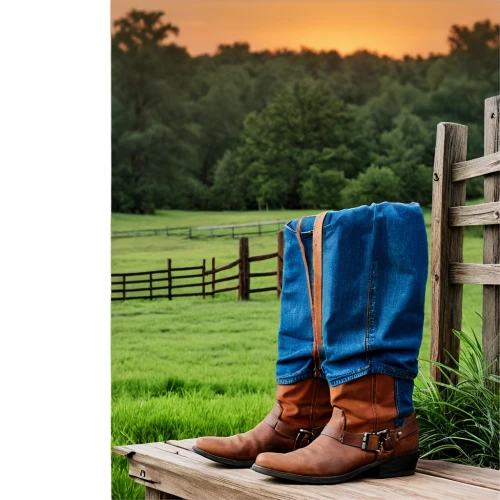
left=264, top=407, right=324, bottom=448
left=312, top=211, right=327, bottom=368
left=320, top=416, right=419, bottom=452
left=295, top=212, right=328, bottom=377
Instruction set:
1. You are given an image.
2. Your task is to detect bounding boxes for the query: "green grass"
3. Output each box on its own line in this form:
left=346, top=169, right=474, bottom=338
left=111, top=209, right=308, bottom=232
left=111, top=206, right=486, bottom=499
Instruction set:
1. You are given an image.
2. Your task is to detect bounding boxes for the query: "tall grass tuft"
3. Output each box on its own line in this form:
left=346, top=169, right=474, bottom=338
left=415, top=329, right=499, bottom=469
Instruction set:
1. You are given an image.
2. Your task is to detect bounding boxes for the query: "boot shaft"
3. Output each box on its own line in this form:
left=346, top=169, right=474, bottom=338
left=330, top=374, right=401, bottom=433
left=276, top=377, right=331, bottom=428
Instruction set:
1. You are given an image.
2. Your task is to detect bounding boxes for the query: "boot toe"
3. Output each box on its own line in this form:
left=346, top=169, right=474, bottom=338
left=195, top=436, right=226, bottom=456
left=254, top=452, right=281, bottom=469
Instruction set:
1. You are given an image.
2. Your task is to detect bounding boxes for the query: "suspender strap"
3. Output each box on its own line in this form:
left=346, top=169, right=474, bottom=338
left=295, top=212, right=328, bottom=377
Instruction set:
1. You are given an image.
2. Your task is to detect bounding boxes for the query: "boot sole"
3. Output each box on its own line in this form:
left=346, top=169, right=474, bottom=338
left=251, top=451, right=420, bottom=484
left=192, top=445, right=254, bottom=468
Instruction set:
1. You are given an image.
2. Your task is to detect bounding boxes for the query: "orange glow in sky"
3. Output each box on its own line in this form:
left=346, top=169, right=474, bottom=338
left=111, top=0, right=500, bottom=58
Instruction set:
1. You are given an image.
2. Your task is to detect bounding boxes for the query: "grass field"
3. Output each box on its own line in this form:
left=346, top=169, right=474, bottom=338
left=111, top=207, right=485, bottom=499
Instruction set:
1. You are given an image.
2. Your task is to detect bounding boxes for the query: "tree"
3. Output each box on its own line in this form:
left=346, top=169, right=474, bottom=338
left=448, top=20, right=499, bottom=77
left=301, top=166, right=347, bottom=209
left=341, top=166, right=402, bottom=208
left=229, top=79, right=368, bottom=209
left=112, top=10, right=179, bottom=52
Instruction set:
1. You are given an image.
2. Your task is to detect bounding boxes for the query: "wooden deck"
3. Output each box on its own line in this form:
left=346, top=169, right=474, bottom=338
left=113, top=438, right=500, bottom=500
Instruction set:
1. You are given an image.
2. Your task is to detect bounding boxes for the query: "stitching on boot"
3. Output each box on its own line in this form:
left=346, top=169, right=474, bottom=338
left=309, top=377, right=319, bottom=429
left=372, top=375, right=379, bottom=432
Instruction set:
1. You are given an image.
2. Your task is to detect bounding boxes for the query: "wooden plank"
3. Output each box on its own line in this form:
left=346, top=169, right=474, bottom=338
left=248, top=287, right=277, bottom=294
left=206, top=259, right=240, bottom=274
left=248, top=252, right=278, bottom=263
left=145, top=487, right=180, bottom=499
left=249, top=271, right=277, bottom=278
left=416, top=460, right=500, bottom=491
left=449, top=202, right=500, bottom=226
left=212, top=274, right=239, bottom=285
left=451, top=151, right=500, bottom=181
left=483, top=96, right=500, bottom=379
left=115, top=442, right=499, bottom=500
left=431, top=122, right=468, bottom=385
left=165, top=440, right=500, bottom=492
left=449, top=263, right=500, bottom=285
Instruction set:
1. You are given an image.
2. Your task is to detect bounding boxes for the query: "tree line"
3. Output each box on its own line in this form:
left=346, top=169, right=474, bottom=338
left=112, top=10, right=499, bottom=213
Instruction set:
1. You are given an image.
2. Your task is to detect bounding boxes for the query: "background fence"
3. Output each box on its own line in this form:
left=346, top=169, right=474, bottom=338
left=111, top=233, right=284, bottom=301
left=112, top=220, right=288, bottom=239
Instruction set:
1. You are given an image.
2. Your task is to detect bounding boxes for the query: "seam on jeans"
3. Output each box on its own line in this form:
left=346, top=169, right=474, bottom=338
left=277, top=370, right=316, bottom=384
left=326, top=365, right=416, bottom=387
left=365, top=264, right=375, bottom=363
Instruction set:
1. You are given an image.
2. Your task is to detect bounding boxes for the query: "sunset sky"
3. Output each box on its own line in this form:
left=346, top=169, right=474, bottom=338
left=111, top=0, right=500, bottom=59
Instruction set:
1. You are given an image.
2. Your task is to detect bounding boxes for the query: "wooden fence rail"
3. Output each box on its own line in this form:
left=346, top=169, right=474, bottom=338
left=431, top=95, right=500, bottom=384
left=111, top=220, right=288, bottom=240
left=111, top=232, right=284, bottom=301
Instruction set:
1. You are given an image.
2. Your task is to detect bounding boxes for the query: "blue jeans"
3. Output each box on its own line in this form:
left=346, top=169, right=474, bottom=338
left=276, top=202, right=428, bottom=423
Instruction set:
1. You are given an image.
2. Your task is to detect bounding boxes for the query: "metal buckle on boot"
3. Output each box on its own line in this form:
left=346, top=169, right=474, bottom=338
left=361, top=429, right=391, bottom=452
left=295, top=428, right=313, bottom=449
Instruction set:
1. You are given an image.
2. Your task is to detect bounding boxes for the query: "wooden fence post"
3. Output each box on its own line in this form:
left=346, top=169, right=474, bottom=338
left=202, top=259, right=206, bottom=299
left=167, top=259, right=172, bottom=301
left=122, top=275, right=126, bottom=301
left=211, top=257, right=215, bottom=297
left=149, top=272, right=153, bottom=300
left=277, top=231, right=284, bottom=299
left=483, top=96, right=500, bottom=378
left=239, top=237, right=250, bottom=300
left=430, top=122, right=468, bottom=385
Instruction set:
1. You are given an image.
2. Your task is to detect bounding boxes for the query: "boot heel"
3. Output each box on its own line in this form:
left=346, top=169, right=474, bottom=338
left=370, top=451, right=419, bottom=479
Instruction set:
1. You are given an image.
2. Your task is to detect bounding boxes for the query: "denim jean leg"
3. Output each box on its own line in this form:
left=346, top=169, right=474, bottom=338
left=320, top=202, right=428, bottom=419
left=276, top=215, right=321, bottom=384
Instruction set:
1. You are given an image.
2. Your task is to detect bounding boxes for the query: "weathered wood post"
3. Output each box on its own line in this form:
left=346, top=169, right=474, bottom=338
left=202, top=259, right=206, bottom=299
left=211, top=257, right=215, bottom=297
left=238, top=237, right=250, bottom=300
left=167, top=259, right=172, bottom=301
left=277, top=231, right=284, bottom=299
left=483, top=96, right=500, bottom=379
left=430, top=122, right=468, bottom=385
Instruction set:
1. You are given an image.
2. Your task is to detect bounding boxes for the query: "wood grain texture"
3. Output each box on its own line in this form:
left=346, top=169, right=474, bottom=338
left=483, top=96, right=500, bottom=378
left=449, top=263, right=500, bottom=285
left=430, top=122, right=468, bottom=385
left=449, top=202, right=500, bottom=226
left=112, top=441, right=500, bottom=500
left=146, top=486, right=181, bottom=499
left=451, top=151, right=500, bottom=182
left=416, top=460, right=500, bottom=491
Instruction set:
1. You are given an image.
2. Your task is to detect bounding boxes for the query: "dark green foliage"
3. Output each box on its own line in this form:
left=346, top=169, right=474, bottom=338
left=415, top=329, right=500, bottom=469
left=111, top=12, right=499, bottom=213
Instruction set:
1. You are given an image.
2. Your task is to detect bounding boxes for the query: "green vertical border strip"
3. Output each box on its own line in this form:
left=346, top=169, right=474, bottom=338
left=0, top=0, right=105, bottom=500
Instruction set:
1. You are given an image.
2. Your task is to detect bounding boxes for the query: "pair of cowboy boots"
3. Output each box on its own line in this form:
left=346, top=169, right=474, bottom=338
left=194, top=203, right=427, bottom=484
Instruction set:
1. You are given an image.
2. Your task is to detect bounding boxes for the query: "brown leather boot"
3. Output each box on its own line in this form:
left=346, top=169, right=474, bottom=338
left=252, top=374, right=420, bottom=483
left=192, top=377, right=331, bottom=467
